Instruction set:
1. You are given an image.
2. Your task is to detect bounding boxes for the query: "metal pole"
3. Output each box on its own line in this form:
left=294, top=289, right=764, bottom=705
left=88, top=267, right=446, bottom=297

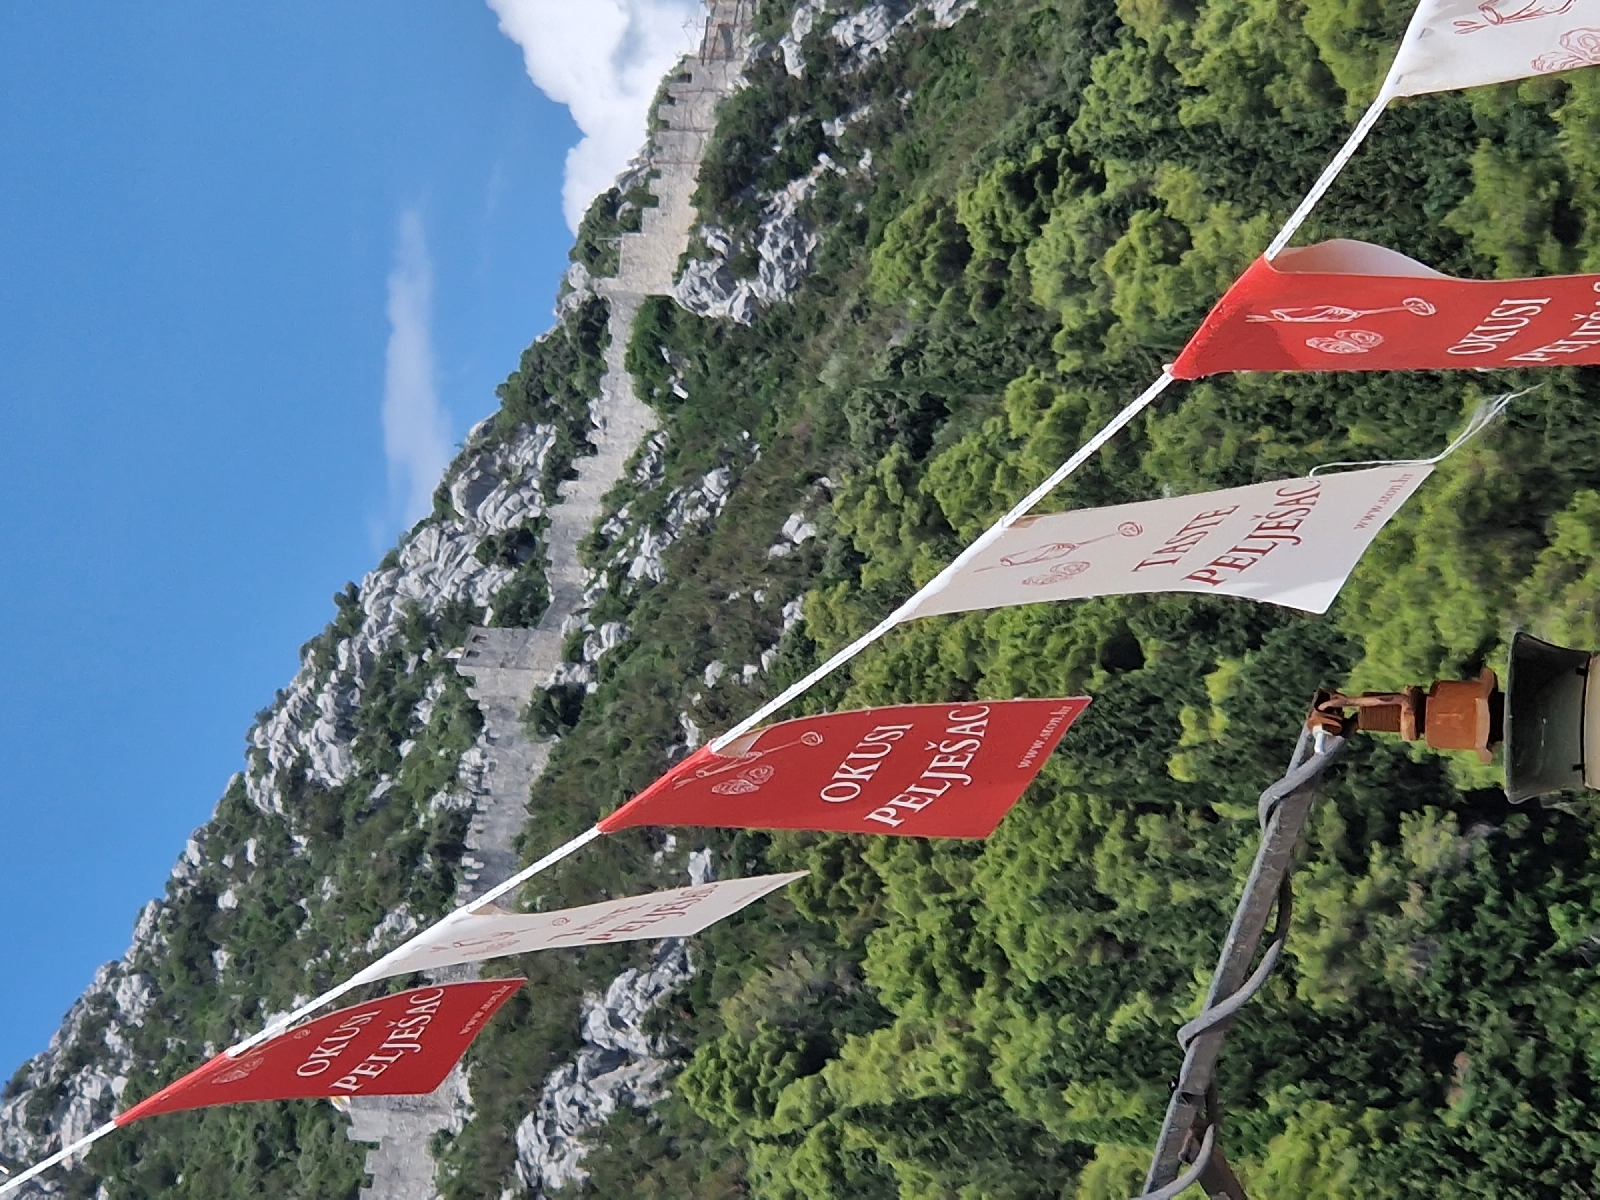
left=1140, top=730, right=1347, bottom=1195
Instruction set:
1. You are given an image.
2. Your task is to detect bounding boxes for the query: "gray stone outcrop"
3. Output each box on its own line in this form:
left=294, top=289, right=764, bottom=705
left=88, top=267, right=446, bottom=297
left=513, top=943, right=694, bottom=1196
left=511, top=849, right=714, bottom=1197
left=780, top=0, right=977, bottom=77
left=679, top=0, right=994, bottom=325
left=673, top=165, right=833, bottom=323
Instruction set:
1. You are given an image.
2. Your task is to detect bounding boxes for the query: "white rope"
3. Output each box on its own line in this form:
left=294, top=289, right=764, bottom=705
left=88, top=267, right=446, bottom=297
left=0, top=1122, right=117, bottom=1197
left=710, top=370, right=1179, bottom=750
left=38, top=342, right=1178, bottom=1099
left=1264, top=81, right=1397, bottom=261
left=464, top=823, right=604, bottom=913
left=1309, top=385, right=1533, bottom=475
left=0, top=834, right=610, bottom=1180
left=218, top=378, right=1196, bottom=1064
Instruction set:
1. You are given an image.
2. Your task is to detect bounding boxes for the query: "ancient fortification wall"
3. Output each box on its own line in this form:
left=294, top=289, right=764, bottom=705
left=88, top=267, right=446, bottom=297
left=344, top=6, right=752, bottom=1196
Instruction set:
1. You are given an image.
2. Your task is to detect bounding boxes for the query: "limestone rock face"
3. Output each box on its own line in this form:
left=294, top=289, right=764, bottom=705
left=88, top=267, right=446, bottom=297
left=345, top=5, right=758, bottom=1194
left=544, top=455, right=740, bottom=703
left=0, top=961, right=150, bottom=1191
left=0, top=413, right=567, bottom=1192
left=673, top=172, right=827, bottom=324
left=618, top=463, right=734, bottom=586
left=555, top=261, right=595, bottom=320
left=513, top=943, right=695, bottom=1197
left=247, top=420, right=559, bottom=818
left=675, top=0, right=985, bottom=327
left=831, top=0, right=909, bottom=63
left=768, top=511, right=819, bottom=559
left=779, top=0, right=977, bottom=77
left=507, top=844, right=714, bottom=1197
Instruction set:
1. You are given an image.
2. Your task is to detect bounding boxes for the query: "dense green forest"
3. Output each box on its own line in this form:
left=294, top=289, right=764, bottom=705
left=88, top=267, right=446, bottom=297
left=20, top=0, right=1600, bottom=1196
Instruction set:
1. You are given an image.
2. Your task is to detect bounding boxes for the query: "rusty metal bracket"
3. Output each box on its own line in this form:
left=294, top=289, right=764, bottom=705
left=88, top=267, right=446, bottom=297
left=1312, top=670, right=1499, bottom=762
left=1311, top=686, right=1419, bottom=740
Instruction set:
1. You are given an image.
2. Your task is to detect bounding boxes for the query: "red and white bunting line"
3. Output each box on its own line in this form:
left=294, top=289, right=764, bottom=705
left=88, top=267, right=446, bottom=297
left=1264, top=84, right=1396, bottom=261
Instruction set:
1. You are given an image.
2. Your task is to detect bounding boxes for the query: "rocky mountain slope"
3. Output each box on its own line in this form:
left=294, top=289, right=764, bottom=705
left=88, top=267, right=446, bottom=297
left=14, top=0, right=1600, bottom=1197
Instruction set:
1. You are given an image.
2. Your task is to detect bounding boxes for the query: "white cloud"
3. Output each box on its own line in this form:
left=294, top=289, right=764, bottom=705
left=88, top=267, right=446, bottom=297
left=383, top=210, right=453, bottom=527
left=486, top=0, right=703, bottom=232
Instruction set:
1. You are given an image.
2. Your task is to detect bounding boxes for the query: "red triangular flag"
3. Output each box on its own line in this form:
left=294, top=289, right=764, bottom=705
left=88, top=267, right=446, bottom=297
left=1173, top=239, right=1600, bottom=376
left=599, top=699, right=1089, bottom=840
left=115, top=979, right=523, bottom=1125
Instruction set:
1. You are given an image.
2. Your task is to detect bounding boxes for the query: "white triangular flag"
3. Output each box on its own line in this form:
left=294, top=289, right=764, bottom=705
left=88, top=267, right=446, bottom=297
left=1388, top=0, right=1600, bottom=96
left=904, top=466, right=1431, bottom=619
left=350, top=873, right=806, bottom=984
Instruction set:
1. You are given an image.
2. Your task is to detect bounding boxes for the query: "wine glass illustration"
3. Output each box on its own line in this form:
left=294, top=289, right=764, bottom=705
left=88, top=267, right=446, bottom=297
left=982, top=522, right=1144, bottom=572
left=1246, top=297, right=1435, bottom=323
left=676, top=729, right=826, bottom=790
left=1455, top=0, right=1578, bottom=30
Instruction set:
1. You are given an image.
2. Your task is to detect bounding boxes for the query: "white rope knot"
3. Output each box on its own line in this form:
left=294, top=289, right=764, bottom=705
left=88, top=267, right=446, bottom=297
left=1309, top=385, right=1535, bottom=477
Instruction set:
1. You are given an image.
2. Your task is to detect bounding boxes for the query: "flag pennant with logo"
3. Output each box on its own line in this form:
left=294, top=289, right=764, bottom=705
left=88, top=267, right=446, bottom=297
left=901, top=466, right=1430, bottom=619
left=114, top=980, right=523, bottom=1125
left=1171, top=239, right=1600, bottom=377
left=598, top=699, right=1089, bottom=840
left=349, top=874, right=807, bottom=985
left=1387, top=0, right=1600, bottom=97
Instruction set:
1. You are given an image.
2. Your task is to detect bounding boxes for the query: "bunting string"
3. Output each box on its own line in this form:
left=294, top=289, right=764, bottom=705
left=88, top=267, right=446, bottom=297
left=0, top=1124, right=117, bottom=1197
left=1263, top=83, right=1396, bottom=261
left=226, top=825, right=605, bottom=1057
left=232, top=63, right=1386, bottom=1079
left=1308, top=385, right=1532, bottom=476
left=710, top=369, right=1179, bottom=749
left=721, top=59, right=1410, bottom=746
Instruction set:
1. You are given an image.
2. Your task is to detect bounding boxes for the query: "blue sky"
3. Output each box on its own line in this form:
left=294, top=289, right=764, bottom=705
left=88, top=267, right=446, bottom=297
left=0, top=1, right=696, bottom=1076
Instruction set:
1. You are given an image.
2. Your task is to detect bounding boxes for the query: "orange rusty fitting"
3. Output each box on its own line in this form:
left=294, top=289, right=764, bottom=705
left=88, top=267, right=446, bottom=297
left=1353, top=689, right=1422, bottom=738
left=1422, top=668, right=1499, bottom=763
left=1311, top=670, right=1501, bottom=762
